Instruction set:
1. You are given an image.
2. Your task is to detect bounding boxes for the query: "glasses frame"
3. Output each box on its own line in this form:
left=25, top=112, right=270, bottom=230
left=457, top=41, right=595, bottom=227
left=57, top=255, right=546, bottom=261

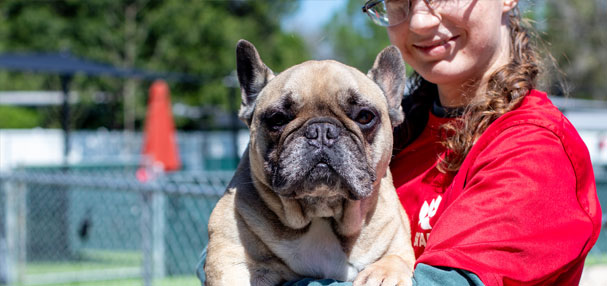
left=361, top=0, right=384, bottom=13
left=362, top=0, right=392, bottom=27
left=362, top=0, right=435, bottom=27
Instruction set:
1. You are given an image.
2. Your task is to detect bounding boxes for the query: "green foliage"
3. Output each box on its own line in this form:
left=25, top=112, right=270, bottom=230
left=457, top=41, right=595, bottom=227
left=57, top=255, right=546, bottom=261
left=323, top=0, right=391, bottom=72
left=0, top=105, right=42, bottom=128
left=540, top=0, right=607, bottom=99
left=322, top=0, right=413, bottom=75
left=0, top=0, right=309, bottom=129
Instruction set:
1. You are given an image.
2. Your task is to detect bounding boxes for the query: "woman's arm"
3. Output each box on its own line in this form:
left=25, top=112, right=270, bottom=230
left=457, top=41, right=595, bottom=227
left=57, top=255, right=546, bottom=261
left=417, top=124, right=597, bottom=285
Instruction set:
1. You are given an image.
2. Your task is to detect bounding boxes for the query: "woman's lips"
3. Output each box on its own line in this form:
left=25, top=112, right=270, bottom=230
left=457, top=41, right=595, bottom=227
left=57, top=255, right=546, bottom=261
left=413, top=35, right=459, bottom=58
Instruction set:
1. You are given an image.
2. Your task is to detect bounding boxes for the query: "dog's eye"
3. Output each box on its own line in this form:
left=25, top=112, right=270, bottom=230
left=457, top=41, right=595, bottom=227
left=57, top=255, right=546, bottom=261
left=354, top=109, right=376, bottom=126
left=266, top=112, right=290, bottom=131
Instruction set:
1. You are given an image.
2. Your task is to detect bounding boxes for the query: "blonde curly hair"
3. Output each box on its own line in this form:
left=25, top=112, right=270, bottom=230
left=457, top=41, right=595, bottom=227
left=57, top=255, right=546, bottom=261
left=438, top=7, right=540, bottom=172
left=394, top=7, right=541, bottom=172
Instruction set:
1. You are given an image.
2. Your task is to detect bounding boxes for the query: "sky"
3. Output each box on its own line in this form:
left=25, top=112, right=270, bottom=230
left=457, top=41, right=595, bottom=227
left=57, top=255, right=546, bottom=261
left=282, top=0, right=349, bottom=59
left=282, top=0, right=347, bottom=33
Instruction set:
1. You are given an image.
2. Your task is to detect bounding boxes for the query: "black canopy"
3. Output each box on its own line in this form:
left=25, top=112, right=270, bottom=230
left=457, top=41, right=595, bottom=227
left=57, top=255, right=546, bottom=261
left=0, top=51, right=197, bottom=82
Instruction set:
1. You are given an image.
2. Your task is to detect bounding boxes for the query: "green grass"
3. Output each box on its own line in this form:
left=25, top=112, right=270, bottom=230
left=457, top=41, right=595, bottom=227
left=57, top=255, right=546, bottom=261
left=36, top=276, right=200, bottom=286
left=20, top=249, right=200, bottom=286
left=26, top=249, right=141, bottom=275
left=585, top=254, right=607, bottom=266
left=20, top=249, right=606, bottom=285
left=26, top=261, right=135, bottom=275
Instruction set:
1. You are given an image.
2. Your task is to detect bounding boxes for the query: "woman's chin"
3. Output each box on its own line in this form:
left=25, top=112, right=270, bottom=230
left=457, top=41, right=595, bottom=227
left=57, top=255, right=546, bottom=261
left=418, top=67, right=473, bottom=86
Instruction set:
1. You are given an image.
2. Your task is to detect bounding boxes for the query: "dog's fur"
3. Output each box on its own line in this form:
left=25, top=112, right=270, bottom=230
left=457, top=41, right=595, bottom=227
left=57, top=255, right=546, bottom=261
left=204, top=40, right=415, bottom=285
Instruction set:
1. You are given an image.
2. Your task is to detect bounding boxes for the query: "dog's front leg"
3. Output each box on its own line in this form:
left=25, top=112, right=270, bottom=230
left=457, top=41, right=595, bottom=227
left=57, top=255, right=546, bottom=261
left=204, top=192, right=253, bottom=285
left=205, top=191, right=297, bottom=286
left=353, top=254, right=413, bottom=286
left=204, top=251, right=252, bottom=286
left=205, top=233, right=292, bottom=286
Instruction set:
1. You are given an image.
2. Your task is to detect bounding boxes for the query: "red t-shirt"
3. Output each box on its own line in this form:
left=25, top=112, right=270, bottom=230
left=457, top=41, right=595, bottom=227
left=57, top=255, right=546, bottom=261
left=390, top=90, right=602, bottom=285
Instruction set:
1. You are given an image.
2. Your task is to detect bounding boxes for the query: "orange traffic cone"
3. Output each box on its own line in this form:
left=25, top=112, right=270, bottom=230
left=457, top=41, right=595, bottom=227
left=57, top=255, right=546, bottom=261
left=137, top=80, right=181, bottom=181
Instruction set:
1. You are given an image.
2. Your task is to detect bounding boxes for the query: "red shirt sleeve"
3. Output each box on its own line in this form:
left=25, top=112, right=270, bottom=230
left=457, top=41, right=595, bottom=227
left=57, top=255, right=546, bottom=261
left=416, top=124, right=597, bottom=285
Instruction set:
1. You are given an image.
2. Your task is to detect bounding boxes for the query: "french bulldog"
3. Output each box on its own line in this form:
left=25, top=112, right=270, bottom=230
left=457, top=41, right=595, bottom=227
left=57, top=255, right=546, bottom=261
left=204, top=40, right=415, bottom=286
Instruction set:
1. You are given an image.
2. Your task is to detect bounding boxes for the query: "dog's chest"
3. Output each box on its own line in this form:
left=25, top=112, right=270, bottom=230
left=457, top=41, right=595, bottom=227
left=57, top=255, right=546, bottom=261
left=272, top=218, right=358, bottom=281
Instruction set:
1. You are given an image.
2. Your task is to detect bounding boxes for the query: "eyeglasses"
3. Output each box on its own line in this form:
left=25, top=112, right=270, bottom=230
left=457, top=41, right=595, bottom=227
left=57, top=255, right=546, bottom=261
left=362, top=0, right=450, bottom=27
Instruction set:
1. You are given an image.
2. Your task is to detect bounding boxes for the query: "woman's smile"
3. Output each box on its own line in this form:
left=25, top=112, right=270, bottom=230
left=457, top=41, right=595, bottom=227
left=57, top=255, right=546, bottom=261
left=412, top=35, right=460, bottom=59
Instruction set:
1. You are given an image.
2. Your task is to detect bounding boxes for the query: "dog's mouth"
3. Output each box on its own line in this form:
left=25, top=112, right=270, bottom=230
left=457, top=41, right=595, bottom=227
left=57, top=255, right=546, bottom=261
left=271, top=150, right=375, bottom=200
left=311, top=158, right=332, bottom=174
left=315, top=162, right=329, bottom=168
left=306, top=159, right=340, bottom=187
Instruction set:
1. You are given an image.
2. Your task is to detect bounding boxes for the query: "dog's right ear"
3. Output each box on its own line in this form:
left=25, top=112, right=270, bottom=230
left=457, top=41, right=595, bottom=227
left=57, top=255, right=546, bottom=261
left=236, top=40, right=275, bottom=126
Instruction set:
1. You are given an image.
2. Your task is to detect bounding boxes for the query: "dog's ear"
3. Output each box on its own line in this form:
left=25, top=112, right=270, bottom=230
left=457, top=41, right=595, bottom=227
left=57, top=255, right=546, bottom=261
left=236, top=39, right=275, bottom=126
left=367, top=46, right=406, bottom=127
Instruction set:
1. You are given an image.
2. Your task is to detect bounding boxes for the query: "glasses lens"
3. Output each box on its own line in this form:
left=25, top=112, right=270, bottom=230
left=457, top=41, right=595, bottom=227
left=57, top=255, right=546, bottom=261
left=364, top=0, right=409, bottom=27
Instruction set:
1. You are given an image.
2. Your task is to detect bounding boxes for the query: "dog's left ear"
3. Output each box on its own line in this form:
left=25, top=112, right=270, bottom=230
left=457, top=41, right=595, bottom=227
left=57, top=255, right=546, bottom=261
left=367, top=46, right=406, bottom=127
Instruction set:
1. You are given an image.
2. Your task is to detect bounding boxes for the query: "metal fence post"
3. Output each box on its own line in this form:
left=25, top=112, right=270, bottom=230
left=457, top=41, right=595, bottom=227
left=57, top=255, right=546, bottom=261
left=141, top=188, right=166, bottom=286
left=1, top=181, right=8, bottom=285
left=141, top=191, right=153, bottom=286
left=152, top=191, right=166, bottom=279
left=0, top=237, right=6, bottom=286
left=4, top=180, right=26, bottom=286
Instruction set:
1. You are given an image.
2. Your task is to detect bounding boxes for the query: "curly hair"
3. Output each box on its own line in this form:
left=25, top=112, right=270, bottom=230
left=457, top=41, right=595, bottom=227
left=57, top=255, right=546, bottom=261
left=395, top=7, right=541, bottom=172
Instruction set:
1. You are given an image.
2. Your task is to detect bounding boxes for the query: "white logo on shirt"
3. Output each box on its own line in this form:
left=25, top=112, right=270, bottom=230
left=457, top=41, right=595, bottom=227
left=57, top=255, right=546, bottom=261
left=418, top=195, right=442, bottom=230
left=414, top=232, right=430, bottom=247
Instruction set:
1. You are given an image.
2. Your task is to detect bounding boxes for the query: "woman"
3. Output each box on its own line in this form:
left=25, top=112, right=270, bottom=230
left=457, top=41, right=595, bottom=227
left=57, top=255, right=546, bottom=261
left=197, top=0, right=602, bottom=285
left=354, top=0, right=603, bottom=285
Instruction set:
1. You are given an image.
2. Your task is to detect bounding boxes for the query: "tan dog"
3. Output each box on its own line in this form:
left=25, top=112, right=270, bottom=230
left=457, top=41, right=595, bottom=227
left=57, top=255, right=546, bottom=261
left=204, top=40, right=415, bottom=286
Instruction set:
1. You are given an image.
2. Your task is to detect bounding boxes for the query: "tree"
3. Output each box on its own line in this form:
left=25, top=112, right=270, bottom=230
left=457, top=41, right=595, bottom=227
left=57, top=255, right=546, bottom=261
left=0, top=0, right=309, bottom=129
left=541, top=0, right=607, bottom=99
left=322, top=0, right=393, bottom=72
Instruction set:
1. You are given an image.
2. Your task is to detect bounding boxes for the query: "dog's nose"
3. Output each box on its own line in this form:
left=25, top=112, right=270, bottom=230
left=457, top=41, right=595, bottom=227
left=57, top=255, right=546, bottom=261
left=305, top=122, right=339, bottom=147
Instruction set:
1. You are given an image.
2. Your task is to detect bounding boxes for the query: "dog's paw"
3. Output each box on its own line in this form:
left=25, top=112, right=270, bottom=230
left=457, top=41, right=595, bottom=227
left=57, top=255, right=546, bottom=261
left=353, top=255, right=413, bottom=286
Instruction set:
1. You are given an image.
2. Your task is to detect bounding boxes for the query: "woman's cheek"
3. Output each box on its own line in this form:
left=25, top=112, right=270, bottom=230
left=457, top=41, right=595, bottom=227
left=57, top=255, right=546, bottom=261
left=387, top=27, right=405, bottom=50
left=387, top=28, right=411, bottom=63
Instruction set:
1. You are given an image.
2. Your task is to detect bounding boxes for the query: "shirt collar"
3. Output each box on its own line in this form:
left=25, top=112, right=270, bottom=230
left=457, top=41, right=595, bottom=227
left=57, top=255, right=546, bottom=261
left=432, top=99, right=465, bottom=118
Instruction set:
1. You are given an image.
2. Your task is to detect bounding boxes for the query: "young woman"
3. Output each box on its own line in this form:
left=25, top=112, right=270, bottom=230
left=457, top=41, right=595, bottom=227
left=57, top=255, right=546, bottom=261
left=356, top=0, right=603, bottom=285
left=197, top=1, right=602, bottom=285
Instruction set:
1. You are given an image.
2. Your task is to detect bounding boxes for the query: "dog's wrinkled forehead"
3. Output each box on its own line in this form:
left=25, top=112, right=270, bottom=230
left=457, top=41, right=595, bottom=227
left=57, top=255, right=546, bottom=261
left=255, top=60, right=387, bottom=115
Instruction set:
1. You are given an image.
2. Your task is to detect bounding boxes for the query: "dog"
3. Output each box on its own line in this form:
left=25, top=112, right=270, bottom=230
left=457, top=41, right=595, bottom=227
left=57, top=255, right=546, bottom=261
left=204, top=40, right=415, bottom=286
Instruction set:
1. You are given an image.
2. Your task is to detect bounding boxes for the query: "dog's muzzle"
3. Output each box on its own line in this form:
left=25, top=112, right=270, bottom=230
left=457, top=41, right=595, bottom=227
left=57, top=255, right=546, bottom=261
left=271, top=117, right=375, bottom=200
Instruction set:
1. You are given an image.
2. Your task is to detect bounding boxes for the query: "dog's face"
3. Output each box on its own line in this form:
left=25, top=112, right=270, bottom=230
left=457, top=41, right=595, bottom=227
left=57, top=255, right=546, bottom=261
left=236, top=40, right=406, bottom=202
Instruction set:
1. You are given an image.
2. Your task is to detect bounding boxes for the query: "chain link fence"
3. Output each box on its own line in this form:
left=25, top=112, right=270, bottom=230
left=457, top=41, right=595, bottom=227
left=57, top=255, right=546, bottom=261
left=0, top=167, right=232, bottom=286
left=1, top=166, right=606, bottom=286
left=588, top=178, right=607, bottom=262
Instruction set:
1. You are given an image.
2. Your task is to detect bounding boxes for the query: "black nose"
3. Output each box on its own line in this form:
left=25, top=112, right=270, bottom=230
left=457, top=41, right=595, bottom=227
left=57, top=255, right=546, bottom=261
left=305, top=122, right=340, bottom=147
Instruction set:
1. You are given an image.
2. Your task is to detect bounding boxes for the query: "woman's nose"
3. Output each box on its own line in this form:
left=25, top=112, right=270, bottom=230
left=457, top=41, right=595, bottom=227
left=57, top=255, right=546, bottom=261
left=408, top=1, right=441, bottom=34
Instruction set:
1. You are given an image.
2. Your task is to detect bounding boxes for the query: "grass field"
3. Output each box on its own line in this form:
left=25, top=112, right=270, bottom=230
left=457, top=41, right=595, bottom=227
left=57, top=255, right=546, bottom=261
left=32, top=276, right=200, bottom=286
left=26, top=249, right=141, bottom=275
left=585, top=254, right=607, bottom=266
left=14, top=249, right=607, bottom=286
left=18, top=249, right=201, bottom=286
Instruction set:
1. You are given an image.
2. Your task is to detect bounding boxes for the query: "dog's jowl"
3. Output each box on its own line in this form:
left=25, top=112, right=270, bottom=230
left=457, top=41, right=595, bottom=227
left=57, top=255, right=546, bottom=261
left=204, top=40, right=415, bottom=286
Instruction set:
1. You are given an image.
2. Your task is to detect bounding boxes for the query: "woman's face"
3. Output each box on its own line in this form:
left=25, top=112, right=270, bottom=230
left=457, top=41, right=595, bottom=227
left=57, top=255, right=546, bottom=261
left=387, top=0, right=516, bottom=87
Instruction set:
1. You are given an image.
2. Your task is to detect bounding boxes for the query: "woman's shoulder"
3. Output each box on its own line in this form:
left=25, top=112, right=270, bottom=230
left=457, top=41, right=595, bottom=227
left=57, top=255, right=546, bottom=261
left=484, top=90, right=585, bottom=151
left=452, top=90, right=601, bottom=260
left=458, top=90, right=594, bottom=194
left=462, top=89, right=596, bottom=214
left=493, top=90, right=565, bottom=130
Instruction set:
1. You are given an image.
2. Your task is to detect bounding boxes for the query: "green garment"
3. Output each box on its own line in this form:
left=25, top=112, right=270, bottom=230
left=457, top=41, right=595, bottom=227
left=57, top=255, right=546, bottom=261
left=197, top=245, right=484, bottom=286
left=282, top=264, right=484, bottom=286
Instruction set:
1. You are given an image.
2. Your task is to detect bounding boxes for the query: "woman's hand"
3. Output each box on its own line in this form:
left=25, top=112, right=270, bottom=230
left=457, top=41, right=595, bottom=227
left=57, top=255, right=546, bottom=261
left=353, top=254, right=413, bottom=286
